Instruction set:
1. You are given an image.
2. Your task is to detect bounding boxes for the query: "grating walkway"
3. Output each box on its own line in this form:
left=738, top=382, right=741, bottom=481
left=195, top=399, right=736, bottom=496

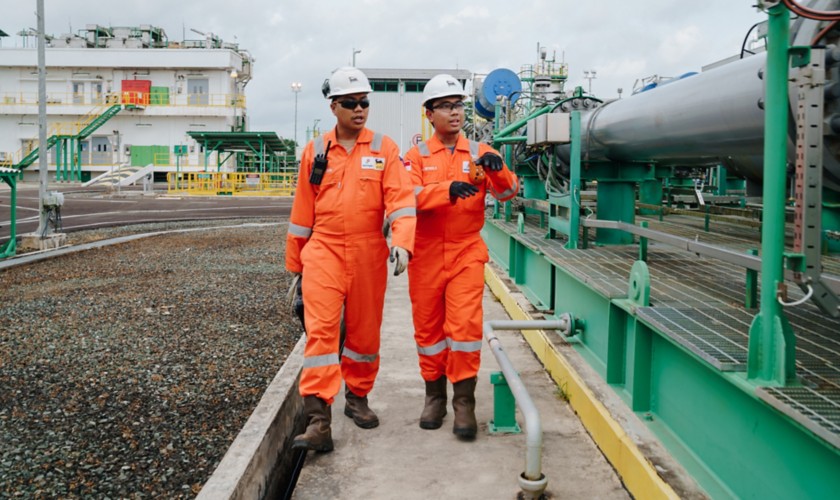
left=488, top=212, right=840, bottom=448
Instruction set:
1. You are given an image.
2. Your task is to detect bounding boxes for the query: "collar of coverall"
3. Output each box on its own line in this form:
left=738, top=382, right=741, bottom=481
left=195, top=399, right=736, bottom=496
left=426, top=133, right=470, bottom=154
left=325, top=126, right=375, bottom=147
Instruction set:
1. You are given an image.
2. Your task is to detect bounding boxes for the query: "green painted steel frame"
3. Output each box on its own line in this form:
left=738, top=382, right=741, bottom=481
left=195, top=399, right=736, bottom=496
left=481, top=8, right=840, bottom=495
left=485, top=223, right=840, bottom=497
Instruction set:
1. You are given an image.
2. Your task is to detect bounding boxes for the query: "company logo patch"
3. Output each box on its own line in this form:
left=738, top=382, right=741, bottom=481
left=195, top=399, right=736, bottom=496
left=423, top=165, right=438, bottom=172
left=361, top=156, right=385, bottom=171
left=462, top=160, right=471, bottom=173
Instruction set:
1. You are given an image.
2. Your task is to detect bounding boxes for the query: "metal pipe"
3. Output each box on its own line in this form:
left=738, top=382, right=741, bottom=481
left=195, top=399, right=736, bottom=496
left=483, top=319, right=565, bottom=499
left=549, top=1, right=840, bottom=192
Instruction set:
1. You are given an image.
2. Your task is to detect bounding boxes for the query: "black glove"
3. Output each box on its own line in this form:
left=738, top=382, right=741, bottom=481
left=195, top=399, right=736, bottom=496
left=449, top=181, right=480, bottom=200
left=475, top=152, right=503, bottom=172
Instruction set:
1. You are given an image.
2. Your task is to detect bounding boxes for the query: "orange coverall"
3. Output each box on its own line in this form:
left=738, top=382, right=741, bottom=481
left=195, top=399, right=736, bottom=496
left=286, top=128, right=416, bottom=404
left=403, top=134, right=518, bottom=383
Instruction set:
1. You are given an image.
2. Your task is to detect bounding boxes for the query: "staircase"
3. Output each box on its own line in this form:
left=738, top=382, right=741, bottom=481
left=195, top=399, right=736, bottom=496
left=4, top=103, right=123, bottom=171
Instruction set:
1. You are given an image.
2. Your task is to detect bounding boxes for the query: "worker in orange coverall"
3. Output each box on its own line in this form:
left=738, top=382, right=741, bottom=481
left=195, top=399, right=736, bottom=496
left=403, top=74, right=518, bottom=439
left=286, top=67, right=416, bottom=452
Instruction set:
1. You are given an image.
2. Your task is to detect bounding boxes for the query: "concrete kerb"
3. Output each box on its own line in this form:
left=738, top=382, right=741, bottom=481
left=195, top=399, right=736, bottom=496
left=197, top=337, right=306, bottom=500
left=0, top=222, right=283, bottom=271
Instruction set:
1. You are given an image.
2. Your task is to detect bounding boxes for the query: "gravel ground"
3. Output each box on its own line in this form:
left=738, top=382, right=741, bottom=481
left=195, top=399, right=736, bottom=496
left=0, top=222, right=300, bottom=498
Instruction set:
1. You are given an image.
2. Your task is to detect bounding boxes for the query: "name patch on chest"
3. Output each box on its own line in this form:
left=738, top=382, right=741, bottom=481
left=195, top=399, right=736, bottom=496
left=361, top=156, right=385, bottom=171
left=423, top=165, right=438, bottom=172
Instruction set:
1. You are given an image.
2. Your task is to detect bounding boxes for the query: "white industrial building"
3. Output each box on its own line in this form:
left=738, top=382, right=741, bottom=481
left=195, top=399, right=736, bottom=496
left=0, top=24, right=253, bottom=182
left=361, top=68, right=472, bottom=153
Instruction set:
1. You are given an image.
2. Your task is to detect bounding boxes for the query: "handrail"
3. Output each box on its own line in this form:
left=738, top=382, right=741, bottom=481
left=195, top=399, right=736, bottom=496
left=581, top=218, right=840, bottom=296
left=0, top=91, right=245, bottom=108
left=484, top=319, right=567, bottom=499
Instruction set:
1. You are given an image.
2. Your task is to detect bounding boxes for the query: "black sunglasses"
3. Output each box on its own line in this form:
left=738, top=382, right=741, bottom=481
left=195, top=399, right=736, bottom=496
left=337, top=98, right=370, bottom=110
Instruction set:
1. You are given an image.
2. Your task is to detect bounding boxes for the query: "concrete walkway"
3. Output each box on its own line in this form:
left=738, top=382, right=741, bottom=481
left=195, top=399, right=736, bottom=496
left=292, top=270, right=630, bottom=499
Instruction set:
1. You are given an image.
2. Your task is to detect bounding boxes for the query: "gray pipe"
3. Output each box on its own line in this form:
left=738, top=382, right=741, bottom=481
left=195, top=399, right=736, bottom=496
left=579, top=54, right=767, bottom=168
left=553, top=5, right=840, bottom=191
left=483, top=319, right=567, bottom=499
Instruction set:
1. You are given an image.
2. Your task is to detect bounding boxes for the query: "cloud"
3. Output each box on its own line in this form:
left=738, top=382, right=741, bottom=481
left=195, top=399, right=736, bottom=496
left=658, top=25, right=701, bottom=65
left=1, top=0, right=766, bottom=139
left=438, top=7, right=490, bottom=29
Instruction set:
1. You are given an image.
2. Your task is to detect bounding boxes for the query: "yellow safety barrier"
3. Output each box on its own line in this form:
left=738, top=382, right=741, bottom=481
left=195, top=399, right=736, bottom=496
left=167, top=171, right=297, bottom=196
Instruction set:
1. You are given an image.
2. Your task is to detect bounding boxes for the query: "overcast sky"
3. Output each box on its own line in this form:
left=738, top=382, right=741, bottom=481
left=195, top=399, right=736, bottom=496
left=3, top=1, right=766, bottom=143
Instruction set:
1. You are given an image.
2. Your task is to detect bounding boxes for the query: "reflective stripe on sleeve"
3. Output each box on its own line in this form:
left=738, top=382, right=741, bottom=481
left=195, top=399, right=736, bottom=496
left=491, top=179, right=519, bottom=200
left=449, top=339, right=483, bottom=353
left=303, top=352, right=340, bottom=369
left=288, top=223, right=313, bottom=238
left=342, top=347, right=378, bottom=363
left=417, top=340, right=448, bottom=356
left=386, top=207, right=416, bottom=225
left=414, top=186, right=424, bottom=196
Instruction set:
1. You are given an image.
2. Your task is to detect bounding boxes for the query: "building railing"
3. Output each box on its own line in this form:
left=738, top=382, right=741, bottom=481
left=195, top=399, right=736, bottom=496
left=0, top=91, right=246, bottom=108
left=166, top=171, right=297, bottom=196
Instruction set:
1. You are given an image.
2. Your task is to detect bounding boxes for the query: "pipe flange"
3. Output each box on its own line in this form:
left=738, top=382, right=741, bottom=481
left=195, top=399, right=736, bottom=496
left=557, top=312, right=573, bottom=337
left=518, top=472, right=548, bottom=499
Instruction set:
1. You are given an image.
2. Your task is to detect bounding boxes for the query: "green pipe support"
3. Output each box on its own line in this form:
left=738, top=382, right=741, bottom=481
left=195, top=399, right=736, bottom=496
left=747, top=3, right=796, bottom=385
left=566, top=111, right=582, bottom=249
left=489, top=371, right=521, bottom=434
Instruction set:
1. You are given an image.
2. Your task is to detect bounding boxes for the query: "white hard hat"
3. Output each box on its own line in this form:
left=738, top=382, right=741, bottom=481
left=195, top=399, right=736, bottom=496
left=422, top=74, right=468, bottom=107
left=322, top=66, right=372, bottom=99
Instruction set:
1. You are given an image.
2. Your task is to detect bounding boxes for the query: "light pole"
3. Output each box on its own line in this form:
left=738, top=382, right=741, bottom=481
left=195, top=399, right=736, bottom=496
left=583, top=70, right=597, bottom=94
left=352, top=47, right=361, bottom=67
left=231, top=69, right=239, bottom=131
left=291, top=82, right=302, bottom=156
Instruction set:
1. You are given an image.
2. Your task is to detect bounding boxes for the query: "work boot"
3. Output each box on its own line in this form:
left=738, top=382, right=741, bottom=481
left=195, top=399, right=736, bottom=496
left=292, top=396, right=334, bottom=452
left=452, top=376, right=478, bottom=439
left=344, top=388, right=380, bottom=429
left=419, top=376, right=448, bottom=430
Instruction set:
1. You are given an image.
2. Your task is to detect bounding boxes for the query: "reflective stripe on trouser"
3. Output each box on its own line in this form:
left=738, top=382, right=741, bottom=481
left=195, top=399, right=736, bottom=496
left=299, top=233, right=387, bottom=403
left=409, top=241, right=486, bottom=383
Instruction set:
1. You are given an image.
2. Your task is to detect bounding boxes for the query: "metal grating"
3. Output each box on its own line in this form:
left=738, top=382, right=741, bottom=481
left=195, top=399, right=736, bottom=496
left=637, top=306, right=750, bottom=371
left=489, top=212, right=840, bottom=441
left=757, top=386, right=840, bottom=448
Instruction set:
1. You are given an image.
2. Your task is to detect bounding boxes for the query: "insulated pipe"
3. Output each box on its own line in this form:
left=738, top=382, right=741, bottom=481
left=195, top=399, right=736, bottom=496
left=483, top=319, right=567, bottom=499
left=550, top=1, right=840, bottom=192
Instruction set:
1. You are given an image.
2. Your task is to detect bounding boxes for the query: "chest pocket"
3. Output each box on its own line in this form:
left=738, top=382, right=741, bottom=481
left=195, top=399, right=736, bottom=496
left=356, top=134, right=386, bottom=212
left=356, top=162, right=385, bottom=211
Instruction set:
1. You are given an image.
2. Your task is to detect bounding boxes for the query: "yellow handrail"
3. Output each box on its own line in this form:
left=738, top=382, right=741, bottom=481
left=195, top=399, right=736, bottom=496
left=0, top=91, right=245, bottom=108
left=167, top=171, right=297, bottom=196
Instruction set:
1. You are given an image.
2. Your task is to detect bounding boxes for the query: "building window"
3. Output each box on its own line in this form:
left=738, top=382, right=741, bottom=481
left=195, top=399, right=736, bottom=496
left=404, top=81, right=425, bottom=93
left=371, top=80, right=398, bottom=92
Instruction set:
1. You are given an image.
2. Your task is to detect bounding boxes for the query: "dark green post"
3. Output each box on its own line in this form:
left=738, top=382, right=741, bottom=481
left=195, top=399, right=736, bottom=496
left=488, top=371, right=521, bottom=434
left=746, top=249, right=759, bottom=309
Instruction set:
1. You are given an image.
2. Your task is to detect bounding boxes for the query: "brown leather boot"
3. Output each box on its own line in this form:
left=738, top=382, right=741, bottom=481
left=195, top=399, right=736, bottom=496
left=344, top=388, right=380, bottom=429
left=452, top=376, right=478, bottom=439
left=292, top=396, right=334, bottom=452
left=419, top=376, right=447, bottom=430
